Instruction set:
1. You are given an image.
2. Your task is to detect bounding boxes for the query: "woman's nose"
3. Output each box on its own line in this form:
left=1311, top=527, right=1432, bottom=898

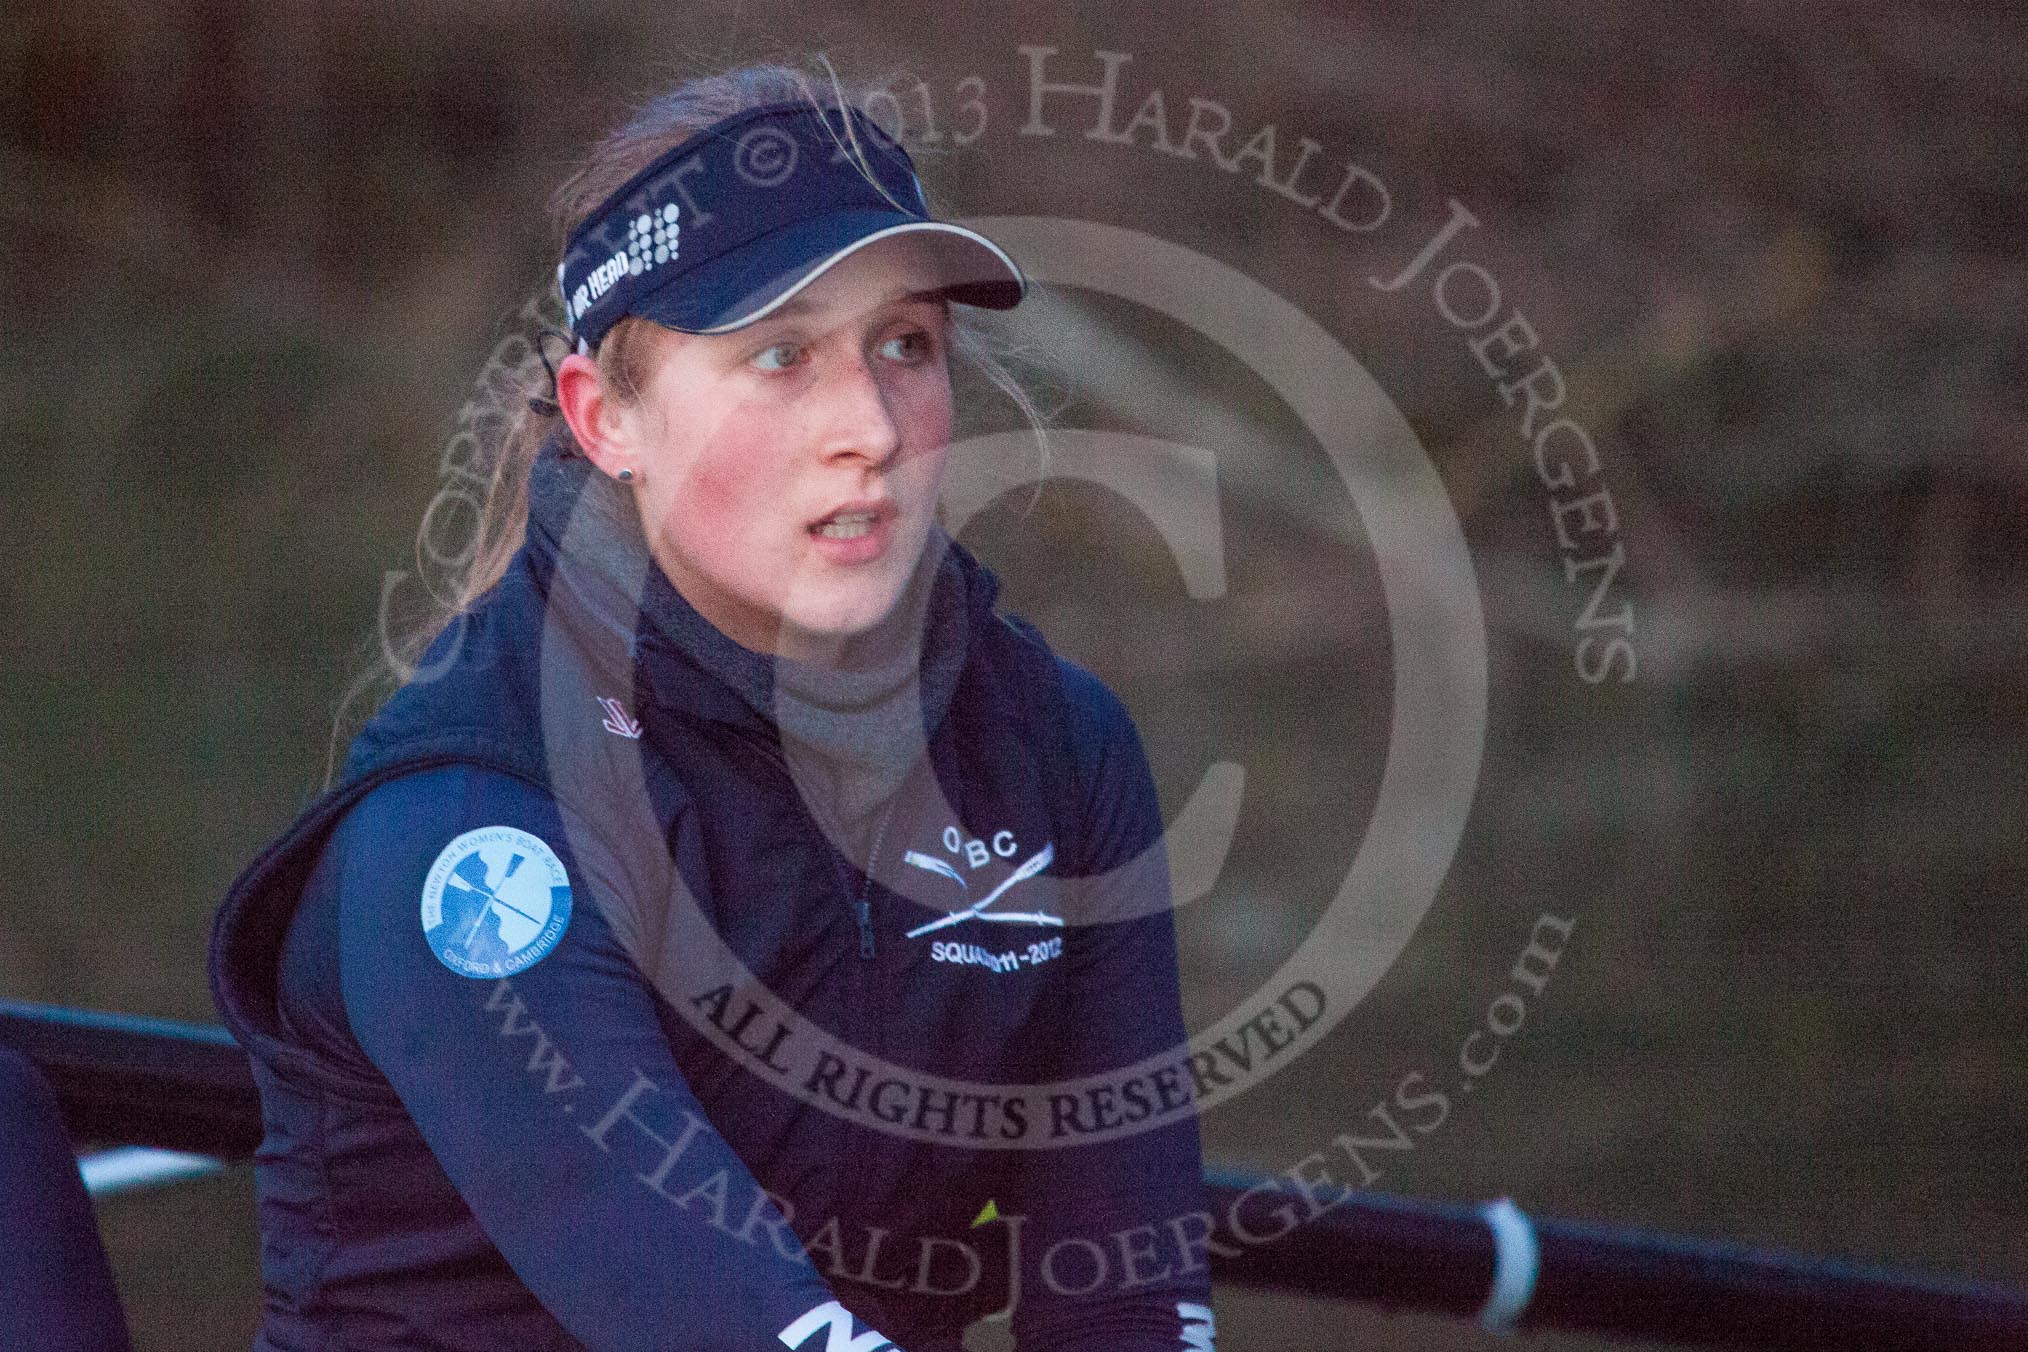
left=815, top=356, right=903, bottom=466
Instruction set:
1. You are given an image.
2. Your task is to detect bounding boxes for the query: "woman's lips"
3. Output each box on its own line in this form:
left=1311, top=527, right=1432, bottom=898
left=806, top=505, right=896, bottom=564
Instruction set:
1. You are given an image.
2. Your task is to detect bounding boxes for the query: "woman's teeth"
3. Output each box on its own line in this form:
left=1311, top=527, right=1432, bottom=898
left=814, top=512, right=878, bottom=540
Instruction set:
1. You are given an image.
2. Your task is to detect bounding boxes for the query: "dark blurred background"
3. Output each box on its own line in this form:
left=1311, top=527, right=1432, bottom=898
left=4, top=3, right=2024, bottom=1348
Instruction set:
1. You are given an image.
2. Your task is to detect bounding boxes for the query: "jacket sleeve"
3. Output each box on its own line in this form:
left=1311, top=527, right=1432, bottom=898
left=324, top=763, right=896, bottom=1352
left=1007, top=662, right=1217, bottom=1352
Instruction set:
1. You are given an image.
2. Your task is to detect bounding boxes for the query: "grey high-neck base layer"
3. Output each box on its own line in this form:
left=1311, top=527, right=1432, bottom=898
left=527, top=443, right=969, bottom=863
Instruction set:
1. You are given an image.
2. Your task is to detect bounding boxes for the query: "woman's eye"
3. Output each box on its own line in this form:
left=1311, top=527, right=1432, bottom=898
left=878, top=330, right=934, bottom=363
left=752, top=341, right=802, bottom=372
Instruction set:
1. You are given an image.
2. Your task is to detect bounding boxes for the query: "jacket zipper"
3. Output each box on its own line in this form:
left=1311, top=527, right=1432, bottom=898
left=735, top=724, right=888, bottom=961
left=854, top=797, right=899, bottom=960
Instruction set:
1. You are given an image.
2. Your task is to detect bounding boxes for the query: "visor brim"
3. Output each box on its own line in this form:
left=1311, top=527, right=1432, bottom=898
left=628, top=211, right=1026, bottom=336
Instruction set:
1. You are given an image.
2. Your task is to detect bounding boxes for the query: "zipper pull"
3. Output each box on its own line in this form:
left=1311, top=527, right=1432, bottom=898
left=853, top=793, right=898, bottom=961
left=854, top=898, right=876, bottom=958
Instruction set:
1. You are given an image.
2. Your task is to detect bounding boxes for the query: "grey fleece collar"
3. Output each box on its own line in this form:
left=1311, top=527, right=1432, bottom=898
left=524, top=438, right=973, bottom=836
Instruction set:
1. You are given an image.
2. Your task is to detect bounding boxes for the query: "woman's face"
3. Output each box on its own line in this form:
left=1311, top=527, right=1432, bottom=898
left=574, top=238, right=958, bottom=659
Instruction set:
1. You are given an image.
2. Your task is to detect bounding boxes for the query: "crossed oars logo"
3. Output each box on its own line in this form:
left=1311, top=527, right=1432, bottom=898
left=903, top=842, right=1062, bottom=938
left=447, top=851, right=544, bottom=953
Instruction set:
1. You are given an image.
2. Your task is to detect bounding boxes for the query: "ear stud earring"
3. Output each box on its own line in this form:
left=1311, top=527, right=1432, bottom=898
left=616, top=468, right=637, bottom=483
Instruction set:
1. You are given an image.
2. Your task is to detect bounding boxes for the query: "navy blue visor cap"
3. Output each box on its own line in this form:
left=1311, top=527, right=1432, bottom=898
left=556, top=99, right=1026, bottom=352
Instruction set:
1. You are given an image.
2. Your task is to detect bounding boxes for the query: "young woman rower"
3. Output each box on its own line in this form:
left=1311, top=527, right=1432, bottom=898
left=211, top=59, right=1213, bottom=1352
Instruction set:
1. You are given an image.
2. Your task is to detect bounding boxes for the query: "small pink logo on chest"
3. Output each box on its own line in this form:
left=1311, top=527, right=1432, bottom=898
left=597, top=696, right=643, bottom=739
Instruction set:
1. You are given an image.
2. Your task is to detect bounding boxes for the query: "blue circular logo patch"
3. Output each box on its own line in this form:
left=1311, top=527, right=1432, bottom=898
left=420, top=826, right=573, bottom=978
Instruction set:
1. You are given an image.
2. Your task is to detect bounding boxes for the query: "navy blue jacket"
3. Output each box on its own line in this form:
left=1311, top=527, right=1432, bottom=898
left=209, top=451, right=1215, bottom=1351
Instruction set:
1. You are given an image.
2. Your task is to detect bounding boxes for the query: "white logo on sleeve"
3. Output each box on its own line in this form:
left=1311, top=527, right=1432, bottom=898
left=1177, top=1301, right=1216, bottom=1351
left=776, top=1299, right=893, bottom=1351
left=420, top=826, right=573, bottom=979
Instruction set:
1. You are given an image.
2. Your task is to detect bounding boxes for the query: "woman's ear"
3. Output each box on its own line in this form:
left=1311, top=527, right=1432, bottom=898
left=555, top=351, right=638, bottom=480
